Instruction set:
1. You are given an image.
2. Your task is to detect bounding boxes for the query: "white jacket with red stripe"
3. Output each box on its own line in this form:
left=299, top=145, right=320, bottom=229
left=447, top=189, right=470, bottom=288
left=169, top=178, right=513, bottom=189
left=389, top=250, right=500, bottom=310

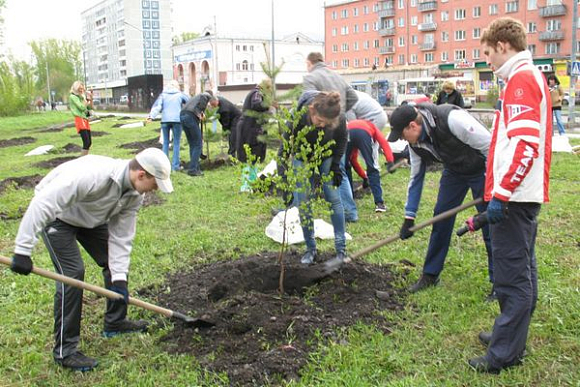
left=485, top=50, right=552, bottom=203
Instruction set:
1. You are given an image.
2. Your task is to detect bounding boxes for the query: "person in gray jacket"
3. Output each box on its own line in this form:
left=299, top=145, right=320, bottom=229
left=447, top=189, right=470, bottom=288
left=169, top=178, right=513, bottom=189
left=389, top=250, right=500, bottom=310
left=9, top=148, right=173, bottom=372
left=180, top=90, right=216, bottom=176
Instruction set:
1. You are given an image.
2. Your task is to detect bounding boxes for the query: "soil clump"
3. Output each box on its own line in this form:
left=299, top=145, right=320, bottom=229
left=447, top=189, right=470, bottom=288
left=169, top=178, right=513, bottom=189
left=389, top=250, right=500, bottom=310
left=0, top=137, right=36, bottom=148
left=0, top=174, right=44, bottom=194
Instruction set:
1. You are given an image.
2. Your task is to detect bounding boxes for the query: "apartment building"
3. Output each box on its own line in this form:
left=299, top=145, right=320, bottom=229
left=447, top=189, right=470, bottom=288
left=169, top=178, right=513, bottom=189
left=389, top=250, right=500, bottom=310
left=325, top=0, right=578, bottom=100
left=81, top=0, right=172, bottom=102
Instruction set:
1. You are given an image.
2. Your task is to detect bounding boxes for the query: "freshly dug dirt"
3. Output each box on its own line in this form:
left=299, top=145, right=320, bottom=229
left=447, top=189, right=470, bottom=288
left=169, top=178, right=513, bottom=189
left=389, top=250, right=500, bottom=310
left=69, top=131, right=109, bottom=138
left=0, top=174, right=44, bottom=194
left=62, top=143, right=83, bottom=153
left=33, top=156, right=77, bottom=169
left=201, top=157, right=233, bottom=171
left=118, top=137, right=161, bottom=153
left=142, top=191, right=165, bottom=207
left=149, top=252, right=408, bottom=386
left=0, top=137, right=36, bottom=148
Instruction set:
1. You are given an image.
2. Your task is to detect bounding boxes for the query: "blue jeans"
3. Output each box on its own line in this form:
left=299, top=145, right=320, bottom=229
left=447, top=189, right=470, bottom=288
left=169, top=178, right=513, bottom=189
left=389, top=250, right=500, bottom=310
left=338, top=155, right=358, bottom=222
left=346, top=129, right=384, bottom=205
left=293, top=157, right=346, bottom=254
left=180, top=112, right=203, bottom=172
left=553, top=109, right=566, bottom=135
left=423, top=168, right=493, bottom=282
left=161, top=122, right=182, bottom=171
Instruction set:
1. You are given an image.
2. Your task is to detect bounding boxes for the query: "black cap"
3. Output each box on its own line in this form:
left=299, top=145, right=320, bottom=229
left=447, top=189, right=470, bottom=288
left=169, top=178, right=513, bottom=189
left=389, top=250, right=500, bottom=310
left=388, top=104, right=418, bottom=142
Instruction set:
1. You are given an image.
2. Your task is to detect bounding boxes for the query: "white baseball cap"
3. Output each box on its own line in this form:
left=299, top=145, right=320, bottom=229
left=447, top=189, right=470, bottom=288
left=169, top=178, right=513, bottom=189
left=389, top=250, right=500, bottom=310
left=135, top=148, right=173, bottom=193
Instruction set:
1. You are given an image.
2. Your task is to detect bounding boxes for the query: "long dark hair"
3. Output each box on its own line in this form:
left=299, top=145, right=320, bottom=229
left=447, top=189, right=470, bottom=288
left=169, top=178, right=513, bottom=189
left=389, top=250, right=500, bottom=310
left=311, top=91, right=341, bottom=120
left=547, top=74, right=560, bottom=85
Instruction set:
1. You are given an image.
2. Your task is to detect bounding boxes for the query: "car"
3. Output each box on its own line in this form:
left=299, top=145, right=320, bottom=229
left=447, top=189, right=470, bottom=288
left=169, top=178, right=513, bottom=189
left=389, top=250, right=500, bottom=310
left=562, top=91, right=580, bottom=106
left=120, top=95, right=128, bottom=104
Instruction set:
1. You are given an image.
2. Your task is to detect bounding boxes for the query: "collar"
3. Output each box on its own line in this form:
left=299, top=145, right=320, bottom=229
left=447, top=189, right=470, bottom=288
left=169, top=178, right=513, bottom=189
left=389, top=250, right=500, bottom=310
left=494, top=50, right=532, bottom=81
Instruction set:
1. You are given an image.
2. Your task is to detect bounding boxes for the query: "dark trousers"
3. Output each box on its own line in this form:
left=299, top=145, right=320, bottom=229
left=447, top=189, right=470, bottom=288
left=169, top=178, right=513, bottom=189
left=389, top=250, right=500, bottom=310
left=487, top=202, right=540, bottom=368
left=41, top=219, right=126, bottom=360
left=423, top=168, right=493, bottom=281
left=345, top=129, right=384, bottom=205
left=180, top=112, right=203, bottom=172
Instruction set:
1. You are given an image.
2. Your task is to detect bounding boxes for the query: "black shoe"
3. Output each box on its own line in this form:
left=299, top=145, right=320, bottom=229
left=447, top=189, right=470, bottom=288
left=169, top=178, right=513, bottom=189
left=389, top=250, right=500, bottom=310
left=55, top=351, right=98, bottom=372
left=187, top=169, right=204, bottom=176
left=408, top=274, right=440, bottom=293
left=103, top=319, right=149, bottom=338
left=485, top=289, right=498, bottom=302
left=478, top=331, right=492, bottom=347
left=468, top=356, right=501, bottom=374
left=375, top=202, right=387, bottom=213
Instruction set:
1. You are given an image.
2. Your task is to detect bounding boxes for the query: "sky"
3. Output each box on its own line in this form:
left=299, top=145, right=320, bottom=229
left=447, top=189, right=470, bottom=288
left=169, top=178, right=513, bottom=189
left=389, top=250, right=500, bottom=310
left=3, top=0, right=336, bottom=61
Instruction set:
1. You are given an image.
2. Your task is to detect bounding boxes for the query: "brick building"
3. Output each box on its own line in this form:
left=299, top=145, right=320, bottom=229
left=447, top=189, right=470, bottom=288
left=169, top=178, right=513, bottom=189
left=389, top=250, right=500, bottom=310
left=325, top=0, right=578, bottom=103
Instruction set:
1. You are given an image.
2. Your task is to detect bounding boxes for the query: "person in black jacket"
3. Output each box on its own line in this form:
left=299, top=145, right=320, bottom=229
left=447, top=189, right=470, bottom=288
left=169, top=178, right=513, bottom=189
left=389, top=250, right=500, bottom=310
left=289, top=91, right=349, bottom=267
left=180, top=90, right=216, bottom=176
left=209, top=96, right=242, bottom=157
left=435, top=80, right=465, bottom=108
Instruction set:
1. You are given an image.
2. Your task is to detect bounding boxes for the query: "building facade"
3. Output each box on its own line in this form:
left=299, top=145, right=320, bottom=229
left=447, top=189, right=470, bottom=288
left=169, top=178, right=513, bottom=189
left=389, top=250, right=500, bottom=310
left=81, top=0, right=173, bottom=103
left=325, top=0, right=579, bottom=102
left=172, top=32, right=323, bottom=96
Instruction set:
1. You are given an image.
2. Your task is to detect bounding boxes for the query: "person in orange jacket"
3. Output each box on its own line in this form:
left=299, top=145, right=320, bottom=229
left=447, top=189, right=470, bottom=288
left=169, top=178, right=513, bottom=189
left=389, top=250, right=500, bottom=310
left=345, top=119, right=395, bottom=212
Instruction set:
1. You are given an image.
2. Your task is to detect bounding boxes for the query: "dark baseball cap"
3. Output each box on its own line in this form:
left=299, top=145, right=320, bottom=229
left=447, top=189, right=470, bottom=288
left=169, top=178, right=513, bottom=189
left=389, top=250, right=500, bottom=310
left=388, top=104, right=418, bottom=142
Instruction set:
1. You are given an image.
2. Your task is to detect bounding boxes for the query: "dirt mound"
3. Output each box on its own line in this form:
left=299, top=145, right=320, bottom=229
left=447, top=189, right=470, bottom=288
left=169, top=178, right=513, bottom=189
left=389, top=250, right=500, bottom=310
left=119, top=137, right=161, bottom=153
left=33, top=156, right=77, bottom=169
left=201, top=156, right=233, bottom=171
left=142, top=191, right=165, bottom=207
left=0, top=174, right=44, bottom=194
left=62, top=143, right=83, bottom=153
left=69, top=131, right=109, bottom=139
left=0, top=137, right=36, bottom=148
left=150, top=253, right=407, bottom=386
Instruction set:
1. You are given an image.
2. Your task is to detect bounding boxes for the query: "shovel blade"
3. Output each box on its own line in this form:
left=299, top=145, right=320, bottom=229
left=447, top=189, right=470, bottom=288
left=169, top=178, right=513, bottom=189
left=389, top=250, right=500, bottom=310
left=172, top=311, right=215, bottom=328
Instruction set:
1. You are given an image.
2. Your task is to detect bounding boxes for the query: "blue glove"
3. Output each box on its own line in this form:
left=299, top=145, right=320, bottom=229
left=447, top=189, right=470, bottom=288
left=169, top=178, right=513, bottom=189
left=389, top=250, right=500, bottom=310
left=487, top=198, right=508, bottom=224
left=110, top=280, right=129, bottom=304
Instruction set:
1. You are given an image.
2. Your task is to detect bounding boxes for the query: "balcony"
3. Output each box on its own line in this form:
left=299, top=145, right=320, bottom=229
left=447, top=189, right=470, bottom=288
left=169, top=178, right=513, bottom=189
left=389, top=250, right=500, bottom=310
left=539, top=30, right=565, bottom=41
left=378, top=8, right=395, bottom=18
left=379, top=27, right=396, bottom=36
left=379, top=46, right=395, bottom=54
left=418, top=1, right=437, bottom=12
left=418, top=22, right=437, bottom=31
left=420, top=42, right=436, bottom=51
left=539, top=4, right=567, bottom=17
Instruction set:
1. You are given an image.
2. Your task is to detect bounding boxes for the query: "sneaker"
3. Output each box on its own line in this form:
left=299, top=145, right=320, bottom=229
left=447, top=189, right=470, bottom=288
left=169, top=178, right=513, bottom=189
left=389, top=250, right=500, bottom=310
left=55, top=351, right=98, bottom=372
left=375, top=202, right=387, bottom=213
left=187, top=169, right=204, bottom=176
left=408, top=273, right=440, bottom=293
left=103, top=319, right=149, bottom=338
left=300, top=250, right=317, bottom=265
left=468, top=356, right=501, bottom=374
left=325, top=252, right=352, bottom=269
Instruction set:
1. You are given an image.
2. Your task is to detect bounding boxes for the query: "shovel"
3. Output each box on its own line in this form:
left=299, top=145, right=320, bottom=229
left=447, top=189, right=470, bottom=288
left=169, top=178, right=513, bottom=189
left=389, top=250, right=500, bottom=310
left=0, top=256, right=214, bottom=328
left=322, top=198, right=483, bottom=273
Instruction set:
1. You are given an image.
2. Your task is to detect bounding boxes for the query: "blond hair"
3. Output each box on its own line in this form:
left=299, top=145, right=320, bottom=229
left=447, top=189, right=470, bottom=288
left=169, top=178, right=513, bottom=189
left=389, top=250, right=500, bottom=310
left=70, top=81, right=85, bottom=95
left=442, top=81, right=455, bottom=91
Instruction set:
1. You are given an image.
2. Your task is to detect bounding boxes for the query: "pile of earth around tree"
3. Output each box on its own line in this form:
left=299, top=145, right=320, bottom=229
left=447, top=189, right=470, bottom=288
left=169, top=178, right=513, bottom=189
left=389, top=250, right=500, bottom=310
left=0, top=137, right=36, bottom=148
left=119, top=137, right=161, bottom=153
left=142, top=191, right=165, bottom=207
left=62, top=143, right=83, bottom=153
left=33, top=156, right=77, bottom=169
left=0, top=174, right=44, bottom=194
left=146, top=252, right=408, bottom=386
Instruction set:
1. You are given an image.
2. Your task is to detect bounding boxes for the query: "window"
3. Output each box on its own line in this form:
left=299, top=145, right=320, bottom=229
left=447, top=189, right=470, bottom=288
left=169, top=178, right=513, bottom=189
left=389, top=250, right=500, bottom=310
left=342, top=59, right=349, bottom=68
left=473, top=28, right=481, bottom=38
left=143, top=31, right=151, bottom=39
left=506, top=1, right=519, bottom=13
left=374, top=39, right=380, bottom=48
left=152, top=41, right=159, bottom=49
left=528, top=0, right=537, bottom=10
left=341, top=9, right=348, bottom=18
left=547, top=19, right=561, bottom=31
left=411, top=0, right=417, bottom=5
left=411, top=16, right=418, bottom=26
left=242, top=60, right=248, bottom=71
left=455, top=9, right=466, bottom=20
left=399, top=36, right=405, bottom=46
left=353, top=7, right=358, bottom=16
left=528, top=44, right=536, bottom=55
left=425, top=53, right=434, bottom=62
left=363, top=5, right=369, bottom=14
left=412, top=35, right=418, bottom=45
left=341, top=26, right=349, bottom=35
left=545, top=42, right=560, bottom=55
left=151, top=11, right=159, bottom=19
left=332, top=44, right=338, bottom=53
left=398, top=0, right=404, bottom=9
left=441, top=11, right=449, bottom=21
left=332, top=28, right=337, bottom=37
left=153, top=50, right=160, bottom=58
left=364, top=58, right=370, bottom=66
left=455, top=30, right=466, bottom=41
left=363, top=23, right=369, bottom=32
left=142, top=0, right=149, bottom=8
left=332, top=60, right=338, bottom=68
left=142, top=20, right=150, bottom=29
left=454, top=49, right=466, bottom=60
left=423, top=13, right=434, bottom=23
left=354, top=58, right=360, bottom=67
left=527, top=22, right=536, bottom=33
left=410, top=54, right=418, bottom=64
left=332, top=11, right=337, bottom=20
left=152, top=21, right=159, bottom=29
left=386, top=38, right=394, bottom=46
left=398, top=54, right=405, bottom=64
left=250, top=46, right=254, bottom=51
left=441, top=51, right=448, bottom=61
left=235, top=45, right=240, bottom=51
left=151, top=1, right=158, bottom=9
left=119, top=39, right=125, bottom=47
left=473, top=6, right=481, bottom=18
left=473, top=48, right=480, bottom=59
left=152, top=31, right=159, bottom=39
left=236, top=63, right=240, bottom=71
left=424, top=33, right=434, bottom=43
left=341, top=43, right=349, bottom=52
left=354, top=41, right=359, bottom=50
left=364, top=40, right=370, bottom=49
left=398, top=17, right=405, bottom=27
left=142, top=10, right=150, bottom=18
left=374, top=57, right=380, bottom=66
left=354, top=24, right=359, bottom=33
left=489, top=4, right=498, bottom=15
left=374, top=21, right=379, bottom=31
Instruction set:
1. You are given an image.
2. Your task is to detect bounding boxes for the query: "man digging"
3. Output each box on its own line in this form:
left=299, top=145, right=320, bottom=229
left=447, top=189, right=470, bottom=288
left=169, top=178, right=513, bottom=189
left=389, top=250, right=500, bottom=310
left=9, top=148, right=173, bottom=372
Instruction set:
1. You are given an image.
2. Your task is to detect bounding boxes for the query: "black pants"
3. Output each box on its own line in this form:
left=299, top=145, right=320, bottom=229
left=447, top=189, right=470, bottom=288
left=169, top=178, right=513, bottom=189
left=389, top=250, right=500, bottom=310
left=41, top=219, right=126, bottom=360
left=487, top=202, right=541, bottom=368
left=79, top=129, right=92, bottom=150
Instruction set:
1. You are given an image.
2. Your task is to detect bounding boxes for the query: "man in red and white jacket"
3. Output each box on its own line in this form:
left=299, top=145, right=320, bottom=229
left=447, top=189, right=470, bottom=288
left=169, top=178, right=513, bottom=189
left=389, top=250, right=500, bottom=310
left=469, top=17, right=552, bottom=375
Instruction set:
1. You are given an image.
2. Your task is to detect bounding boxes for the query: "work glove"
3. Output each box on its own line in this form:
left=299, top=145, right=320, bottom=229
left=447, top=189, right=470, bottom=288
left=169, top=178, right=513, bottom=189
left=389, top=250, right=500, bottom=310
left=386, top=161, right=396, bottom=174
left=110, top=280, right=129, bottom=304
left=486, top=198, right=508, bottom=224
left=400, top=218, right=415, bottom=240
left=362, top=178, right=370, bottom=189
left=330, top=163, right=343, bottom=187
left=11, top=254, right=33, bottom=275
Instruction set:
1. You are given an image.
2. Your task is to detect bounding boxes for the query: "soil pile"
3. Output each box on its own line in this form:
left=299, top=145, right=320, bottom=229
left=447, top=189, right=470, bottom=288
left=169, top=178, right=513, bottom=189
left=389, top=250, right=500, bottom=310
left=0, top=174, right=44, bottom=194
left=0, top=137, right=36, bottom=148
left=119, top=137, right=161, bottom=153
left=33, top=156, right=77, bottom=169
left=142, top=191, right=165, bottom=207
left=151, top=253, right=408, bottom=386
left=62, top=143, right=83, bottom=153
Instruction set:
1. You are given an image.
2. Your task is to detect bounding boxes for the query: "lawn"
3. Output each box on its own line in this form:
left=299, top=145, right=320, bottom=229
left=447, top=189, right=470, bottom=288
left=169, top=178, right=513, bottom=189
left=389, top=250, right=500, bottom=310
left=0, top=112, right=579, bottom=386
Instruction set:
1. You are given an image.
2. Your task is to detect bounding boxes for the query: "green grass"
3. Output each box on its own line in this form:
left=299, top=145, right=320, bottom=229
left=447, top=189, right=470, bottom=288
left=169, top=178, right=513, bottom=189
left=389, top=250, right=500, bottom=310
left=1, top=113, right=579, bottom=386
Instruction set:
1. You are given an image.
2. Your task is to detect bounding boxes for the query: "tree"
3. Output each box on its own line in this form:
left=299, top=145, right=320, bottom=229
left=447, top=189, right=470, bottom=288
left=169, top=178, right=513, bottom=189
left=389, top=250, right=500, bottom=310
left=29, top=39, right=82, bottom=102
left=0, top=57, right=35, bottom=116
left=172, top=32, right=200, bottom=46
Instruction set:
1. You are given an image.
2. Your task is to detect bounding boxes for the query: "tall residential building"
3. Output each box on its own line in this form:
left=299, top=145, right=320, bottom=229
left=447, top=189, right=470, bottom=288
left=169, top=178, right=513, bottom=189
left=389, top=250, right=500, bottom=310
left=81, top=0, right=172, bottom=100
left=325, top=0, right=579, bottom=100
